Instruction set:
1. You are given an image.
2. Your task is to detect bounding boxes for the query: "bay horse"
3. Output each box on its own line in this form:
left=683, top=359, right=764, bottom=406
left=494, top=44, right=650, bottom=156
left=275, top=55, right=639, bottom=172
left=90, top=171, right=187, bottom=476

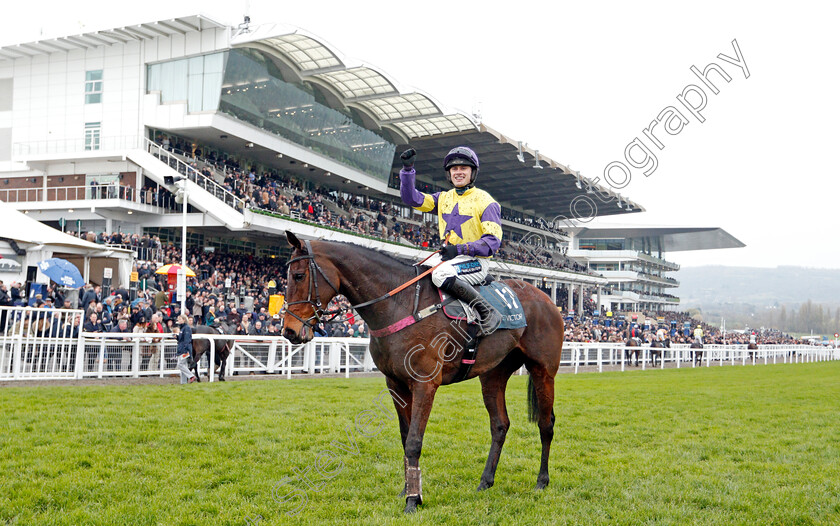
left=747, top=342, right=758, bottom=361
left=624, top=338, right=641, bottom=366
left=650, top=340, right=668, bottom=367
left=192, top=319, right=236, bottom=382
left=281, top=232, right=564, bottom=513
left=691, top=339, right=704, bottom=366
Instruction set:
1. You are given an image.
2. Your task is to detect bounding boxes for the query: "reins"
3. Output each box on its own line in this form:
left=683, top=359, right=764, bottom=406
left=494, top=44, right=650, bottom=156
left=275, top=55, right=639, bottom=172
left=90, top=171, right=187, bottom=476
left=283, top=239, right=443, bottom=332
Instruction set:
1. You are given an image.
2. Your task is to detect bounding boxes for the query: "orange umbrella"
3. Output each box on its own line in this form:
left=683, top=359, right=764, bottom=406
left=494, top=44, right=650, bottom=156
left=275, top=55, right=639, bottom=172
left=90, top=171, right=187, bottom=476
left=155, top=263, right=196, bottom=277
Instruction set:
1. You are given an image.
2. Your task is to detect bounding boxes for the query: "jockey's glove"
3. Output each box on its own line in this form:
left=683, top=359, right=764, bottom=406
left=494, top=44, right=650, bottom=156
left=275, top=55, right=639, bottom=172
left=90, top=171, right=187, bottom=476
left=439, top=245, right=459, bottom=261
left=400, top=148, right=416, bottom=168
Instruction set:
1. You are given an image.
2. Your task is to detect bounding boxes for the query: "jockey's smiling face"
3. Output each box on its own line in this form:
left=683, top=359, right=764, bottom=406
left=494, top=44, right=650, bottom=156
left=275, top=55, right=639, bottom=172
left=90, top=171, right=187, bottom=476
left=448, top=164, right=473, bottom=187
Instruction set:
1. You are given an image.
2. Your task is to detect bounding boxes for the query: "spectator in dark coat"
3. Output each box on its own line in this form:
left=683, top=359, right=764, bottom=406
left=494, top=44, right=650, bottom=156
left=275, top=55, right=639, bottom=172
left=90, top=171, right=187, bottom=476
left=83, top=312, right=103, bottom=332
left=175, top=314, right=197, bottom=384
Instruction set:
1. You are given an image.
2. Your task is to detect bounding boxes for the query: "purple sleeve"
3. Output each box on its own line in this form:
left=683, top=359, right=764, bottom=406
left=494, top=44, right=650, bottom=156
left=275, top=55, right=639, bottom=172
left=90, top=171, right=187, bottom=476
left=399, top=168, right=438, bottom=213
left=460, top=234, right=501, bottom=257
left=480, top=201, right=502, bottom=224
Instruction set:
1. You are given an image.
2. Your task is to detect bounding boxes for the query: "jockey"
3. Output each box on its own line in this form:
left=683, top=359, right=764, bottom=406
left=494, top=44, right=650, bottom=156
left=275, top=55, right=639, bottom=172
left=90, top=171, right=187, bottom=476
left=627, top=323, right=642, bottom=342
left=655, top=325, right=668, bottom=343
left=693, top=325, right=704, bottom=345
left=399, top=146, right=502, bottom=336
left=749, top=331, right=757, bottom=344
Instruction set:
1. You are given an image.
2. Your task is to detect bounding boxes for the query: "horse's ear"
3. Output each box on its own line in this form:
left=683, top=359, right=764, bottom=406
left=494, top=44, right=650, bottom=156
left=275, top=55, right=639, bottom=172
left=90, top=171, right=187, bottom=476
left=286, top=231, right=304, bottom=251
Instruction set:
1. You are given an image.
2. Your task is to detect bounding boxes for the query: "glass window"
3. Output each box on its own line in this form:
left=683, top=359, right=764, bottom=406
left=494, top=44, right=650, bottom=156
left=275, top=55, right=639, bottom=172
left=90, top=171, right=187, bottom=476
left=85, top=70, right=103, bottom=104
left=147, top=52, right=226, bottom=112
left=219, top=48, right=395, bottom=181
left=84, top=122, right=100, bottom=151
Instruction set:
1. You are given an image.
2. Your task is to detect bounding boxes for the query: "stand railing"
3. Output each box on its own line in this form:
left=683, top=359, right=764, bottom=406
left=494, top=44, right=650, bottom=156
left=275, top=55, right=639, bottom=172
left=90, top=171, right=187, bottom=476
left=145, top=138, right=245, bottom=212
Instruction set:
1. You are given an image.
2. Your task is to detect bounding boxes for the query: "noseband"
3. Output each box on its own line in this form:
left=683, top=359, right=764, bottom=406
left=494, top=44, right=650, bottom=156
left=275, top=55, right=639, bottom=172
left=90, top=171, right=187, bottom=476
left=283, top=240, right=340, bottom=331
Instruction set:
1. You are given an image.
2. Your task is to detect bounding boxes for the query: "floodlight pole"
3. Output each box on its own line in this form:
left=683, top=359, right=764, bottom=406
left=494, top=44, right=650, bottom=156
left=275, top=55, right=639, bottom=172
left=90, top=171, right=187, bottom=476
left=180, top=177, right=188, bottom=316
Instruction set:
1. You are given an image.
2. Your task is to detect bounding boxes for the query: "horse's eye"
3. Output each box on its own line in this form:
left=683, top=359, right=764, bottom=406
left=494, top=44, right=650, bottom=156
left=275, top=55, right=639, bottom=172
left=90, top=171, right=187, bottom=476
left=293, top=273, right=305, bottom=282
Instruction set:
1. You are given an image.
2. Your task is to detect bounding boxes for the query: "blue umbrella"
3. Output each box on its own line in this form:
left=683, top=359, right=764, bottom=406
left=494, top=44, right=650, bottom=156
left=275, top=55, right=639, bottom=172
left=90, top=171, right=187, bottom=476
left=37, top=258, right=85, bottom=288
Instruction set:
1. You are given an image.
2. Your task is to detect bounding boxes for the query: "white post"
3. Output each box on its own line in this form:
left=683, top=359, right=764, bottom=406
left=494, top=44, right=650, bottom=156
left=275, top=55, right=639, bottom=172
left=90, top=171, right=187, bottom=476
left=268, top=339, right=277, bottom=374
left=574, top=347, right=579, bottom=374
left=286, top=343, right=292, bottom=379
left=345, top=344, right=351, bottom=379
left=209, top=337, right=215, bottom=383
left=97, top=337, right=106, bottom=379
left=74, top=321, right=86, bottom=379
left=132, top=339, right=140, bottom=378
left=159, top=340, right=166, bottom=377
left=597, top=346, right=602, bottom=373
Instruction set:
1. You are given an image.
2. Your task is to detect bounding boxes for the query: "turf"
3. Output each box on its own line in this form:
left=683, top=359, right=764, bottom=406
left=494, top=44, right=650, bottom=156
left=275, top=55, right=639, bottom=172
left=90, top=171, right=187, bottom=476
left=1, top=363, right=839, bottom=525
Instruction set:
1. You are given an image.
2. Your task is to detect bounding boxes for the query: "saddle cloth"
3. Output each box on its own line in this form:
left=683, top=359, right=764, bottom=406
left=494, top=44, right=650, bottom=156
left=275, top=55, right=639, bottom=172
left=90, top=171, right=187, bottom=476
left=439, top=281, right=527, bottom=330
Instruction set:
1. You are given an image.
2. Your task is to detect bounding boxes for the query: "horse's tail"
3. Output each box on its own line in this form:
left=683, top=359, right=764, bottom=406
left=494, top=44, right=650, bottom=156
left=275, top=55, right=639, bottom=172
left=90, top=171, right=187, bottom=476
left=527, top=374, right=539, bottom=423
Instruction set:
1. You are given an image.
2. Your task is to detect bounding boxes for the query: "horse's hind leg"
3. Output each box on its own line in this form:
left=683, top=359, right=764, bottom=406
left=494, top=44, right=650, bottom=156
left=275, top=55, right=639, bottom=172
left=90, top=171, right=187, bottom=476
left=526, top=363, right=555, bottom=490
left=218, top=353, right=227, bottom=381
left=192, top=350, right=202, bottom=382
left=477, top=352, right=524, bottom=491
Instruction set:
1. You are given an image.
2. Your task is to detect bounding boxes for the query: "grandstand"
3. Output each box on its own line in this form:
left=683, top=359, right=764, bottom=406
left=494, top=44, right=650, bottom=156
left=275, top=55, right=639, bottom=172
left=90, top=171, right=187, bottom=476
left=0, top=14, right=739, bottom=312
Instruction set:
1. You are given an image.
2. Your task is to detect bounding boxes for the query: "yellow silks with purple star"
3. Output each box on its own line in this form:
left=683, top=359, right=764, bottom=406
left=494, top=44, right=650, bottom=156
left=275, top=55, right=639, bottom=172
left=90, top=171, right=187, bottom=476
left=414, top=187, right=502, bottom=248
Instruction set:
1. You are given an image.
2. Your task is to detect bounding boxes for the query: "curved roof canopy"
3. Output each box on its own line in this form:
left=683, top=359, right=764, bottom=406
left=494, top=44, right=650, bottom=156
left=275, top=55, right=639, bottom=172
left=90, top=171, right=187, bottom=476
left=0, top=15, right=645, bottom=221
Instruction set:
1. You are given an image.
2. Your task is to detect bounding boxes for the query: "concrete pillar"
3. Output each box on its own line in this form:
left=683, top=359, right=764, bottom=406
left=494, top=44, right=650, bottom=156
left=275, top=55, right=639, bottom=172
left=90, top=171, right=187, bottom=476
left=597, top=287, right=602, bottom=313
left=105, top=218, right=113, bottom=233
left=578, top=284, right=584, bottom=315
left=550, top=281, right=557, bottom=305
left=567, top=283, right=573, bottom=312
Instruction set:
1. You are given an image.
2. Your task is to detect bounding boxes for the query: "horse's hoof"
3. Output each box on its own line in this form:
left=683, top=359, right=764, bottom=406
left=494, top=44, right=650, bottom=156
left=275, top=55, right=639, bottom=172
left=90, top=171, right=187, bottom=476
left=534, top=478, right=549, bottom=490
left=219, top=377, right=226, bottom=382
left=403, top=496, right=421, bottom=513
left=477, top=480, right=494, bottom=491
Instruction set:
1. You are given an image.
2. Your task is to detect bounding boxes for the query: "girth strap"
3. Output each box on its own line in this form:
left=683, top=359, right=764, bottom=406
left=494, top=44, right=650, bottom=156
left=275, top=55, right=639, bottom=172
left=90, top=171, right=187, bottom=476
left=451, top=324, right=481, bottom=383
left=368, top=299, right=453, bottom=338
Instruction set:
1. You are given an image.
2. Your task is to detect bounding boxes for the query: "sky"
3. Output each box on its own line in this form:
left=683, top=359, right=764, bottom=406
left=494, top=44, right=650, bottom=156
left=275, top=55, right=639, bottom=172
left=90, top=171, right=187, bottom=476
left=3, top=1, right=839, bottom=269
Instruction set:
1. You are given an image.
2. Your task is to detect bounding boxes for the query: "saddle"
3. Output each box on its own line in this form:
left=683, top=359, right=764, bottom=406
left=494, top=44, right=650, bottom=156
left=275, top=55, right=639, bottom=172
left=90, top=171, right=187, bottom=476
left=437, top=278, right=527, bottom=383
left=438, top=279, right=528, bottom=330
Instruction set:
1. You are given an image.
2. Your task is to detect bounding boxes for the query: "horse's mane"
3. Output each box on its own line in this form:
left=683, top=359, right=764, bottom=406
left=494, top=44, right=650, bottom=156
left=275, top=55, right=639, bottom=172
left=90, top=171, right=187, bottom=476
left=328, top=241, right=418, bottom=268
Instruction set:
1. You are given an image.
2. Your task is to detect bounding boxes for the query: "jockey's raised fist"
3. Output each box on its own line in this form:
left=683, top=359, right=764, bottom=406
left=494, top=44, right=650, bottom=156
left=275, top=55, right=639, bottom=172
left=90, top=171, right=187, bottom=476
left=400, top=148, right=416, bottom=168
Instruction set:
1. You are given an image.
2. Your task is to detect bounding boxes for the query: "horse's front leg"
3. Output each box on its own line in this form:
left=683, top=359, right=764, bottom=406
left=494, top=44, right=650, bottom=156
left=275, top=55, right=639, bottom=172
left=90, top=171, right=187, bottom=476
left=403, top=381, right=439, bottom=513
left=385, top=376, right=413, bottom=497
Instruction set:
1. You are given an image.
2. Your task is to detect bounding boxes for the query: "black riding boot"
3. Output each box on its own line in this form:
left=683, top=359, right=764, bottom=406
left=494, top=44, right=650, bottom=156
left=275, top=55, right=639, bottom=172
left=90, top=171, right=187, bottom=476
left=441, top=276, right=501, bottom=336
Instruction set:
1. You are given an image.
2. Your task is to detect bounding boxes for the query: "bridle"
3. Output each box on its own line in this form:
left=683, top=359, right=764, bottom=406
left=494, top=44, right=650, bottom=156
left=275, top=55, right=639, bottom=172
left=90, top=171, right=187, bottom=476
left=282, top=239, right=447, bottom=337
left=283, top=240, right=341, bottom=332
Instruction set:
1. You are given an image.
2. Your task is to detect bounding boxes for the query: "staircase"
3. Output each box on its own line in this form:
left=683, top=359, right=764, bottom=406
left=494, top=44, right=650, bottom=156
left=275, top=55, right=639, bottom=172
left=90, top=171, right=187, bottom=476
left=126, top=139, right=247, bottom=230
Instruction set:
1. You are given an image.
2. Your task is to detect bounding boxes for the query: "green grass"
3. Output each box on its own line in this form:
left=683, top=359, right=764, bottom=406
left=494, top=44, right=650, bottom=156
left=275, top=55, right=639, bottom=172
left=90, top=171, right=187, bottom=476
left=2, top=364, right=840, bottom=525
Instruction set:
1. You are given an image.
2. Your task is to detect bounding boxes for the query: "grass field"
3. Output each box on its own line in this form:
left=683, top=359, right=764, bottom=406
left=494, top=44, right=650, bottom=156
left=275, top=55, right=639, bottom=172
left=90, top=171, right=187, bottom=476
left=2, top=363, right=840, bottom=525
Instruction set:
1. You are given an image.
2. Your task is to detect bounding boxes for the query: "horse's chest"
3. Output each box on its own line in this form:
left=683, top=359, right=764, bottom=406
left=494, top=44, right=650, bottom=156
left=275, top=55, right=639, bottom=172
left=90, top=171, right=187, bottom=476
left=368, top=342, right=397, bottom=376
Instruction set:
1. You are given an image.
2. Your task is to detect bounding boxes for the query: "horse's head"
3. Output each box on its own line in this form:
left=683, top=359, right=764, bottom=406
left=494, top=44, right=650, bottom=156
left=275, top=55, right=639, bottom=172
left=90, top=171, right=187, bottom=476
left=282, top=231, right=341, bottom=344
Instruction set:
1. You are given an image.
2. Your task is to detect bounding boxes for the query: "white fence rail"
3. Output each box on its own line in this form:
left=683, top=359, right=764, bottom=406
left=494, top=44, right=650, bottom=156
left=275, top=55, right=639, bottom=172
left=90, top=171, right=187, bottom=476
left=560, top=342, right=838, bottom=374
left=1, top=308, right=836, bottom=382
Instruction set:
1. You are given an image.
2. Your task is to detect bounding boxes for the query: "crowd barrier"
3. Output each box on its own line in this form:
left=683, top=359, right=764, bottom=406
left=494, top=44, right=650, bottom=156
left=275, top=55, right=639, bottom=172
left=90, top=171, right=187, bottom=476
left=0, top=308, right=836, bottom=382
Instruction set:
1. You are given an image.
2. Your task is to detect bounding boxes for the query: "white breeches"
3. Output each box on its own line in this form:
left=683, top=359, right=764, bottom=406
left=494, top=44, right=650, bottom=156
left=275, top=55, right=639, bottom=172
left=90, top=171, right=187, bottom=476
left=424, top=254, right=489, bottom=287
